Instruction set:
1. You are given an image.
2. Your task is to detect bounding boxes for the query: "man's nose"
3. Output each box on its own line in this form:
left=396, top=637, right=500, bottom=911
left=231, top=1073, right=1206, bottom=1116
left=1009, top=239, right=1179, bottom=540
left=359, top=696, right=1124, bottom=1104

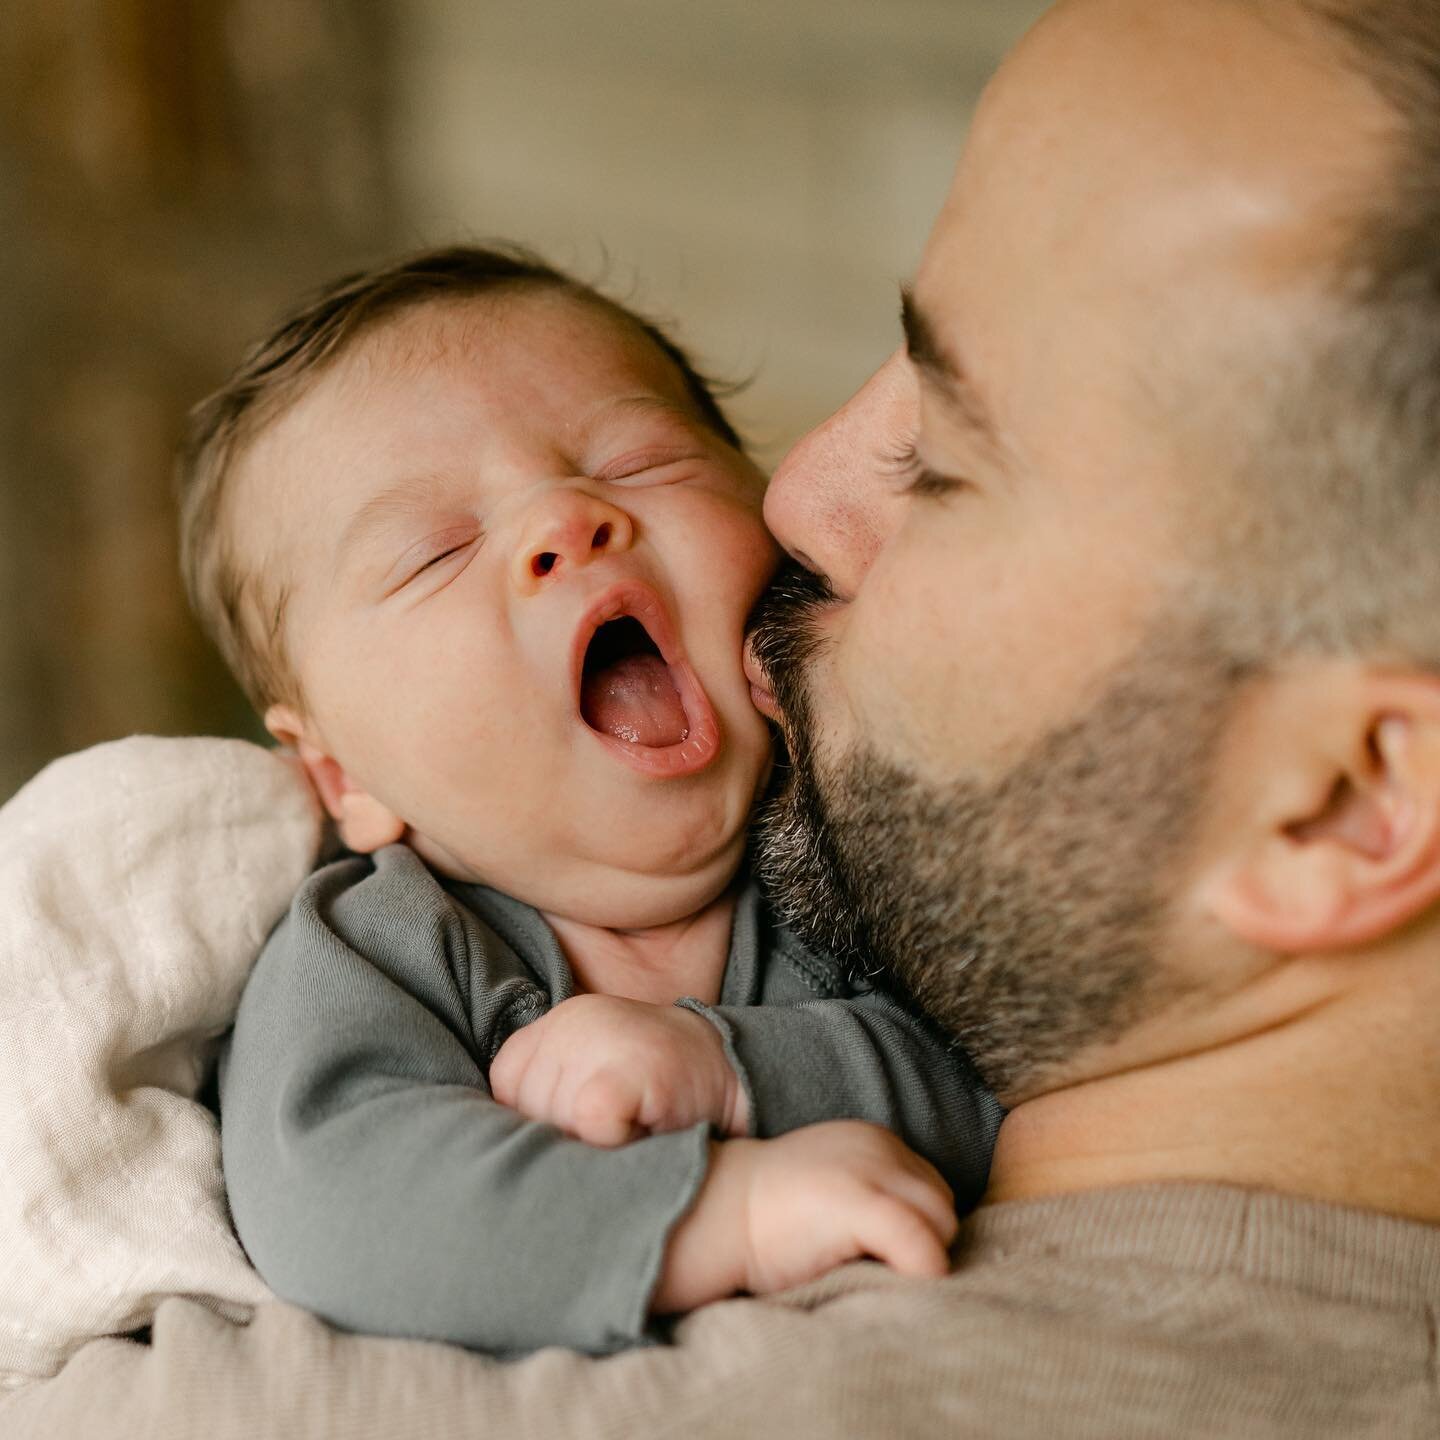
left=510, top=487, right=634, bottom=595
left=763, top=352, right=913, bottom=601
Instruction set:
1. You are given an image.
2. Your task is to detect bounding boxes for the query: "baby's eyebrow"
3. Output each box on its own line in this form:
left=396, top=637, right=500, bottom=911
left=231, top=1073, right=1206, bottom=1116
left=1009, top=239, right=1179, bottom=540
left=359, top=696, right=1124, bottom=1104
left=333, top=472, right=460, bottom=576
left=575, top=393, right=700, bottom=440
left=332, top=399, right=698, bottom=576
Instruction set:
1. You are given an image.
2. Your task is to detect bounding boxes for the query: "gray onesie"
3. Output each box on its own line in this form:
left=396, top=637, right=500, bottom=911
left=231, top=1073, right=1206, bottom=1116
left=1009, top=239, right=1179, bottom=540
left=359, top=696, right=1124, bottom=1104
left=218, top=844, right=1001, bottom=1355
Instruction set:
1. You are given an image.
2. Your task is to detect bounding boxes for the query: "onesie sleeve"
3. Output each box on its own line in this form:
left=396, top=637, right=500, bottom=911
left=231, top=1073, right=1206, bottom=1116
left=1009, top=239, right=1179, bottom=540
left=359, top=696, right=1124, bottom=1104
left=218, top=849, right=710, bottom=1356
left=679, top=967, right=1003, bottom=1210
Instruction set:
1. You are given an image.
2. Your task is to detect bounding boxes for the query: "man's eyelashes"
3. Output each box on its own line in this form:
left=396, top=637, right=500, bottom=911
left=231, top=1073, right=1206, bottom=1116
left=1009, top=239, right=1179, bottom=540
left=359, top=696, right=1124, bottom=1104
left=881, top=439, right=967, bottom=498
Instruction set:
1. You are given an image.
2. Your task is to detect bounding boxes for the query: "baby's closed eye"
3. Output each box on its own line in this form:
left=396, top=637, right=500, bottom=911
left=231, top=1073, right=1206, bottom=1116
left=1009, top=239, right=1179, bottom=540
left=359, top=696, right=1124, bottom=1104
left=385, top=524, right=484, bottom=595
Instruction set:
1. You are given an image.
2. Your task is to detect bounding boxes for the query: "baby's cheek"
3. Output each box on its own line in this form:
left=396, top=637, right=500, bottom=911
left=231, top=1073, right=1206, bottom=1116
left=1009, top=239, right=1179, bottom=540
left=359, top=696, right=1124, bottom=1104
left=722, top=505, right=782, bottom=595
left=671, top=490, right=780, bottom=618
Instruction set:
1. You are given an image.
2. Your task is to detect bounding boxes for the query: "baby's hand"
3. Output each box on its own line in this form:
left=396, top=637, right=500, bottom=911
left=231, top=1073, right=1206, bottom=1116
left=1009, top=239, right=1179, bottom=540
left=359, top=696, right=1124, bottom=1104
left=489, top=995, right=749, bottom=1146
left=652, top=1121, right=958, bottom=1313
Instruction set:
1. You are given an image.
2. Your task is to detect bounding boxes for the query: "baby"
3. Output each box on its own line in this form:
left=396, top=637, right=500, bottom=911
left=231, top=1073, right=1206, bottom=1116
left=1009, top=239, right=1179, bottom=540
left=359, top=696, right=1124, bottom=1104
left=187, top=246, right=1001, bottom=1355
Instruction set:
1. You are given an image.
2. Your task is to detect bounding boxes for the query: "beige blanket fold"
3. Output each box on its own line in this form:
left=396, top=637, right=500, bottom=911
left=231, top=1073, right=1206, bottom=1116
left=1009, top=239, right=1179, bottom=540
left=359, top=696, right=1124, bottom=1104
left=0, top=736, right=323, bottom=1391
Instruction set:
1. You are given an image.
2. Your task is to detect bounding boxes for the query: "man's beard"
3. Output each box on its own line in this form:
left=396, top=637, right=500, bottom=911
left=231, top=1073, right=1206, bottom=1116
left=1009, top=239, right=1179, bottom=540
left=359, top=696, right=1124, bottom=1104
left=748, top=561, right=1249, bottom=1100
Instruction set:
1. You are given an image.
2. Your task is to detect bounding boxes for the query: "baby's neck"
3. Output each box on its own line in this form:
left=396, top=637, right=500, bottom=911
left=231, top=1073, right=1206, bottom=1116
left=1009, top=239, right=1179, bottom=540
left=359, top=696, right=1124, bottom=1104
left=542, top=886, right=739, bottom=1006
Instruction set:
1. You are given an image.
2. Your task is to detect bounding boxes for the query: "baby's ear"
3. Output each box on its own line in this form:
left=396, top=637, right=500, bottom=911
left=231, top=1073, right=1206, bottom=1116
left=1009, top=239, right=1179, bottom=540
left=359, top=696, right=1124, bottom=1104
left=264, top=705, right=406, bottom=854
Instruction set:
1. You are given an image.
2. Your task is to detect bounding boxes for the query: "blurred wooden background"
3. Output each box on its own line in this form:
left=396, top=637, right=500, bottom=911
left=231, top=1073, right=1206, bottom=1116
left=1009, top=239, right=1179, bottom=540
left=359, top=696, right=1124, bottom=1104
left=0, top=0, right=1049, bottom=801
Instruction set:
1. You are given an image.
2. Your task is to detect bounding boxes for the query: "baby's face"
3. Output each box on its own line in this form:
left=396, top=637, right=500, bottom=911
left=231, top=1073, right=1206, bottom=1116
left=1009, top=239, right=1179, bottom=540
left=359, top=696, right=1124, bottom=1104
left=236, top=291, right=779, bottom=926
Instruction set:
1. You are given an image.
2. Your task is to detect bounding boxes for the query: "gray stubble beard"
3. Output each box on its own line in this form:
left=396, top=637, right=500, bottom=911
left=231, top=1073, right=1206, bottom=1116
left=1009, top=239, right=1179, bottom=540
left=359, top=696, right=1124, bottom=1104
left=749, top=562, right=1249, bottom=1100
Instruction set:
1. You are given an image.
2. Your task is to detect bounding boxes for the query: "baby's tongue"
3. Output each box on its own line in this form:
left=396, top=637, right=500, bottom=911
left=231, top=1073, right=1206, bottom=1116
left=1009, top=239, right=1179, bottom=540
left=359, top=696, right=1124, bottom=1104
left=581, top=652, right=689, bottom=747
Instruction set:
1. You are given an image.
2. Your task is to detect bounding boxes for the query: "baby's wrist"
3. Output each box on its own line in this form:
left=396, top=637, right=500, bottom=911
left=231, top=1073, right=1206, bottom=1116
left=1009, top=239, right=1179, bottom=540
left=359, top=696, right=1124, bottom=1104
left=721, top=1065, right=750, bottom=1137
left=651, top=1139, right=757, bottom=1314
left=675, top=1001, right=752, bottom=1137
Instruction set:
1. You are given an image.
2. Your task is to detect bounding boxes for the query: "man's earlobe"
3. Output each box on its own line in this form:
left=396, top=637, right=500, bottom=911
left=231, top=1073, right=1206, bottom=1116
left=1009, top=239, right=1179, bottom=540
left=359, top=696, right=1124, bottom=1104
left=262, top=704, right=406, bottom=854
left=1208, top=684, right=1440, bottom=954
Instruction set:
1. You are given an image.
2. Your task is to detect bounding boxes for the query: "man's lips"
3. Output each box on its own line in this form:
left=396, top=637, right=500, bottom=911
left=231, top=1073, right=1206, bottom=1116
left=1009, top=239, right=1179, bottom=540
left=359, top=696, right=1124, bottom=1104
left=571, top=581, right=722, bottom=778
left=743, top=638, right=781, bottom=721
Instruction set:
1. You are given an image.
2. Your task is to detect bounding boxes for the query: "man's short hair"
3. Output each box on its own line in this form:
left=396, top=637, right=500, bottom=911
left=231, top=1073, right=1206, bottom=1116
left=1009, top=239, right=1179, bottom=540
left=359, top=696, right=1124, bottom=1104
left=1199, top=1, right=1440, bottom=669
left=177, top=244, right=742, bottom=714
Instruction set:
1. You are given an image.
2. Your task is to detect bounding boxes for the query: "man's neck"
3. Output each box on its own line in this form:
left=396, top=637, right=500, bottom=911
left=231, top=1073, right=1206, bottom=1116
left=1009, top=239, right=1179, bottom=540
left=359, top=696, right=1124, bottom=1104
left=985, top=952, right=1440, bottom=1225
left=542, top=886, right=739, bottom=1007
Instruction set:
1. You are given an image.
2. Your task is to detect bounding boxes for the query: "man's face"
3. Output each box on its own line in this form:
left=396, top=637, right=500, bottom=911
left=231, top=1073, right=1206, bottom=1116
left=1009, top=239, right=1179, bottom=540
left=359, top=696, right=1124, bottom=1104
left=236, top=292, right=777, bottom=928
left=751, top=0, right=1381, bottom=1099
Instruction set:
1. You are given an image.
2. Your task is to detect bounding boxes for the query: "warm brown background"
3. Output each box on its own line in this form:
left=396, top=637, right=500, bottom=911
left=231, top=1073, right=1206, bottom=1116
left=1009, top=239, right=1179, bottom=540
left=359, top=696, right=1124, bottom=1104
left=0, top=0, right=1049, bottom=802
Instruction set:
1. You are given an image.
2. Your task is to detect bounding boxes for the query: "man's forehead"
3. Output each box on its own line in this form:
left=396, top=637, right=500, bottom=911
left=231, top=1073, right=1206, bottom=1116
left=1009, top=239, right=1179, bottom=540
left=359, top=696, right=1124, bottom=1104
left=959, top=0, right=1385, bottom=245
left=910, top=0, right=1389, bottom=406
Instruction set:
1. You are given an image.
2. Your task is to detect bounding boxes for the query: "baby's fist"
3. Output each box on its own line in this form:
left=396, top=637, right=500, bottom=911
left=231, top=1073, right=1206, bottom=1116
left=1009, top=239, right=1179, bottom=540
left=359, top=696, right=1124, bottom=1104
left=489, top=994, right=749, bottom=1146
left=652, top=1121, right=959, bottom=1314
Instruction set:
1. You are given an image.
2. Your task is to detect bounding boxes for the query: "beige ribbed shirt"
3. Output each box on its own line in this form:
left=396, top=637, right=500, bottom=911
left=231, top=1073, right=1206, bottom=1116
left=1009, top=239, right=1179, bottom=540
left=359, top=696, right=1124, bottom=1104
left=5, top=1183, right=1436, bottom=1439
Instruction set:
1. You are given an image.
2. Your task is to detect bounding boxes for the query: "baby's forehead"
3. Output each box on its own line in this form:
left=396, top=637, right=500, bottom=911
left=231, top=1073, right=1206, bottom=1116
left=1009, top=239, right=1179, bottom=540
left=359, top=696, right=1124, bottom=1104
left=228, top=288, right=712, bottom=575
left=332, top=289, right=697, bottom=413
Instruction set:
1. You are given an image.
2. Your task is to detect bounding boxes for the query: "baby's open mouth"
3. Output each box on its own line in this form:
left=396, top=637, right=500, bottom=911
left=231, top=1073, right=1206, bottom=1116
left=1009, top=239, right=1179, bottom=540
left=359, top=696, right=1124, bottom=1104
left=570, top=581, right=723, bottom=779
left=580, top=616, right=690, bottom=748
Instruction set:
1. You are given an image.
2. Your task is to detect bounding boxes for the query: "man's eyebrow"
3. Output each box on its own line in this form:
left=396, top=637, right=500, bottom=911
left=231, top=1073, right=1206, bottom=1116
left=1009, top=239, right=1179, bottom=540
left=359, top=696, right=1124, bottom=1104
left=900, top=286, right=1001, bottom=450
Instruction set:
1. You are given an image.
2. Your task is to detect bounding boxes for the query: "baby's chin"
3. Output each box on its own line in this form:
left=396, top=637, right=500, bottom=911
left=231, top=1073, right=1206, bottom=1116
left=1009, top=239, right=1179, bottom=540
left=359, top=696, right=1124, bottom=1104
left=405, top=819, right=752, bottom=931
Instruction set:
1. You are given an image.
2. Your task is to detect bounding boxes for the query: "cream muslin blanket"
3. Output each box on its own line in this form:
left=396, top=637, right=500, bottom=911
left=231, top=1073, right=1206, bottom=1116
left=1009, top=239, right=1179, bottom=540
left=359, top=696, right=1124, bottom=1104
left=0, top=736, right=323, bottom=1391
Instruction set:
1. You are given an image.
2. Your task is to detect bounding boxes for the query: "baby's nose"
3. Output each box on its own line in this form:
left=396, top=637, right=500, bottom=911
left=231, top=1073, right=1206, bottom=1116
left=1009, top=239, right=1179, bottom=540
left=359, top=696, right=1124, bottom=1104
left=511, top=488, right=634, bottom=594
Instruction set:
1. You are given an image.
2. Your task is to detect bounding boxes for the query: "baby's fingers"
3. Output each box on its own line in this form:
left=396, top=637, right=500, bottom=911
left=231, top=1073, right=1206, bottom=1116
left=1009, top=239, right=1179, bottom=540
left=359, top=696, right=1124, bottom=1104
left=565, top=1073, right=645, bottom=1148
left=853, top=1194, right=953, bottom=1280
left=880, top=1164, right=959, bottom=1250
left=488, top=1025, right=539, bottom=1108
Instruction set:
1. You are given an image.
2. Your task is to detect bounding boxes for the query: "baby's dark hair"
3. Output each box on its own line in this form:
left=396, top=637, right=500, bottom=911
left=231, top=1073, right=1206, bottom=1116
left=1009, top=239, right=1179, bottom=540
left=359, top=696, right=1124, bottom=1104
left=177, top=243, right=742, bottom=713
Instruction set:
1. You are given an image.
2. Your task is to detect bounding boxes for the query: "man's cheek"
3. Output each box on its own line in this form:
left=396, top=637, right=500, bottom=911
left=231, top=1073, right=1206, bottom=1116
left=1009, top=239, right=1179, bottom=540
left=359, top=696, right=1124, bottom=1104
left=829, top=562, right=947, bottom=759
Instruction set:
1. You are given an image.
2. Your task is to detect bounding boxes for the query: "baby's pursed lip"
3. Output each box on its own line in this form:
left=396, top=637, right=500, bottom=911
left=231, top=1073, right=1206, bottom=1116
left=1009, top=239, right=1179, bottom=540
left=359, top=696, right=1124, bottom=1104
left=570, top=580, right=722, bottom=778
left=742, top=638, right=780, bottom=721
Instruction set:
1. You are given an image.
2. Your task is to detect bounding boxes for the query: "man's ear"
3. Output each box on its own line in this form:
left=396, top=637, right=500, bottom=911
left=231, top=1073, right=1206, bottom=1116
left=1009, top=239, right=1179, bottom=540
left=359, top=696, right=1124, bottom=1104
left=1205, top=669, right=1440, bottom=954
left=264, top=704, right=406, bottom=854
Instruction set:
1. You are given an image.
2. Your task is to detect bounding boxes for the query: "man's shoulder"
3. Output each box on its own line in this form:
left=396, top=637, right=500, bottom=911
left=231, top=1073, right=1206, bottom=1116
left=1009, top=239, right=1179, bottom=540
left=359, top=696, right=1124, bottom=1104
left=7, top=1185, right=1434, bottom=1440
left=662, top=1184, right=1440, bottom=1438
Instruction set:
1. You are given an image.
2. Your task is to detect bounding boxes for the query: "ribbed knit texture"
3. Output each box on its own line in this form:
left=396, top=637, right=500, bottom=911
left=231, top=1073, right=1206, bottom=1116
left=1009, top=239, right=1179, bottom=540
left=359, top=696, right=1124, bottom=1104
left=5, top=1182, right=1436, bottom=1438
